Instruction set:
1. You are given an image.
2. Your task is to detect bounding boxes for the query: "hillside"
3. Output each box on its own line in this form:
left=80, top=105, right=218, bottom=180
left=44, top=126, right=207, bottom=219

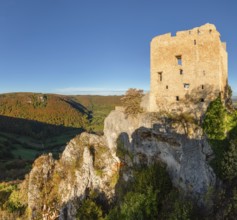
left=1, top=97, right=237, bottom=219
left=0, top=93, right=89, bottom=128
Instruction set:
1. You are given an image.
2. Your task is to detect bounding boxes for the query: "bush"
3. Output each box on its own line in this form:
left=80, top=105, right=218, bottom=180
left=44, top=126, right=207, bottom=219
left=121, top=89, right=144, bottom=116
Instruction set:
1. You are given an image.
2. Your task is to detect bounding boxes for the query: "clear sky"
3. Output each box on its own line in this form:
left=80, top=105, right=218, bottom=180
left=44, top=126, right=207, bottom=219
left=0, top=0, right=236, bottom=95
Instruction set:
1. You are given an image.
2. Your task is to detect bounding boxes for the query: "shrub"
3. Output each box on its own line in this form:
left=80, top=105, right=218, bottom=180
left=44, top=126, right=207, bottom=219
left=4, top=190, right=26, bottom=213
left=0, top=184, right=16, bottom=208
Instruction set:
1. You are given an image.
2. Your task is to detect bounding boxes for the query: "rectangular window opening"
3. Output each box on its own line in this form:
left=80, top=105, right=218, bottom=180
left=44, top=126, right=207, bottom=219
left=184, top=83, right=190, bottom=89
left=176, top=55, right=182, bottom=65
left=194, top=40, right=196, bottom=45
left=202, top=85, right=204, bottom=89
left=176, top=96, right=179, bottom=101
left=158, top=72, right=162, bottom=81
left=200, top=98, right=205, bottom=102
left=166, top=85, right=168, bottom=89
left=180, top=69, right=183, bottom=75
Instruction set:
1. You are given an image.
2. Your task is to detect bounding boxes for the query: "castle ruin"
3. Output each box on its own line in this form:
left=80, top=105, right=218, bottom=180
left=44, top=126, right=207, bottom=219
left=149, top=23, right=228, bottom=112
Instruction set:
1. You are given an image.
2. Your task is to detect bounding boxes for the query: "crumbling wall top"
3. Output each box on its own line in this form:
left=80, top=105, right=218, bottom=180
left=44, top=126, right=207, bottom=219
left=151, top=23, right=220, bottom=43
left=176, top=23, right=217, bottom=36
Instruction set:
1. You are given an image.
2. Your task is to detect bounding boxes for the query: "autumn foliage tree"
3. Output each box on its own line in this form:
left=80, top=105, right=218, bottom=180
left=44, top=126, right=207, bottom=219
left=121, top=89, right=144, bottom=116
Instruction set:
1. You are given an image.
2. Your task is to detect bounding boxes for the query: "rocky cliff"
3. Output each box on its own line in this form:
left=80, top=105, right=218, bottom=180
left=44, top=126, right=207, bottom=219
left=24, top=133, right=118, bottom=219
left=104, top=110, right=215, bottom=197
left=20, top=109, right=216, bottom=219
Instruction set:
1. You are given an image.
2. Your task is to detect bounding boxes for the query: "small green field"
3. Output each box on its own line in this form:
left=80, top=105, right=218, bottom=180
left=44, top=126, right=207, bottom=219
left=88, top=104, right=115, bottom=133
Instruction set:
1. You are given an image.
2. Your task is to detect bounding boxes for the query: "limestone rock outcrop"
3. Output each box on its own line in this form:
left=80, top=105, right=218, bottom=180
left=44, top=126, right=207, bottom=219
left=25, top=133, right=119, bottom=219
left=104, top=110, right=215, bottom=197
left=23, top=109, right=216, bottom=219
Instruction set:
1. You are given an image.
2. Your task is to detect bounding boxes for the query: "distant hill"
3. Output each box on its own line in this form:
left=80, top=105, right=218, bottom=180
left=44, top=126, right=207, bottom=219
left=232, top=96, right=237, bottom=107
left=232, top=96, right=237, bottom=101
left=72, top=95, right=122, bottom=108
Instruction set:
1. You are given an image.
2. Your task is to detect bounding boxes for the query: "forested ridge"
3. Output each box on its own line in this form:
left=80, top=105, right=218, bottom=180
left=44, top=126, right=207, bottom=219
left=0, top=93, right=88, bottom=128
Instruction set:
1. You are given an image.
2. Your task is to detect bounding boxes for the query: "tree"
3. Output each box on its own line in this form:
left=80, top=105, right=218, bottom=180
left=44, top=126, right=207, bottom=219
left=203, top=97, right=226, bottom=140
left=76, top=198, right=103, bottom=220
left=121, top=89, right=144, bottom=116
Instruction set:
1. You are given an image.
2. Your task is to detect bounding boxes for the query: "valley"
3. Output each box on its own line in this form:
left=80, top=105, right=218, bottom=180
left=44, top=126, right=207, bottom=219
left=0, top=93, right=121, bottom=181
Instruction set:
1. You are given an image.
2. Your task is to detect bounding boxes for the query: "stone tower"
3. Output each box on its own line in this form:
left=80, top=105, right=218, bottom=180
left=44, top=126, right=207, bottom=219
left=149, top=23, right=228, bottom=112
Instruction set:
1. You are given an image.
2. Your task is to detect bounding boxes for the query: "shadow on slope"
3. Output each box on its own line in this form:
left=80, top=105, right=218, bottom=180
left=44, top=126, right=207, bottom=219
left=0, top=115, right=84, bottom=181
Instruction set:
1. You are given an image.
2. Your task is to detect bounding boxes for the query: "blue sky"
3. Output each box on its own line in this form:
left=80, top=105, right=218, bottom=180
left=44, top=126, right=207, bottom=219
left=0, top=0, right=236, bottom=95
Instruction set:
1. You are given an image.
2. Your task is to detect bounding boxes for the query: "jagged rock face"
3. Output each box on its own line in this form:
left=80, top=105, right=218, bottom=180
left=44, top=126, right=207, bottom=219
left=28, top=154, right=55, bottom=219
left=131, top=128, right=215, bottom=197
left=104, top=110, right=216, bottom=197
left=26, top=133, right=119, bottom=220
left=57, top=133, right=118, bottom=219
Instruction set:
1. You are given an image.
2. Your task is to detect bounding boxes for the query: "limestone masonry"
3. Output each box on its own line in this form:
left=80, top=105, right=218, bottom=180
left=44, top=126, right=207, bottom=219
left=149, top=23, right=228, bottom=111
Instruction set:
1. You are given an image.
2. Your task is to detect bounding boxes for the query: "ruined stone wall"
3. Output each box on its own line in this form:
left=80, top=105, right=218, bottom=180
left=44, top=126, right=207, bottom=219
left=149, top=23, right=228, bottom=112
